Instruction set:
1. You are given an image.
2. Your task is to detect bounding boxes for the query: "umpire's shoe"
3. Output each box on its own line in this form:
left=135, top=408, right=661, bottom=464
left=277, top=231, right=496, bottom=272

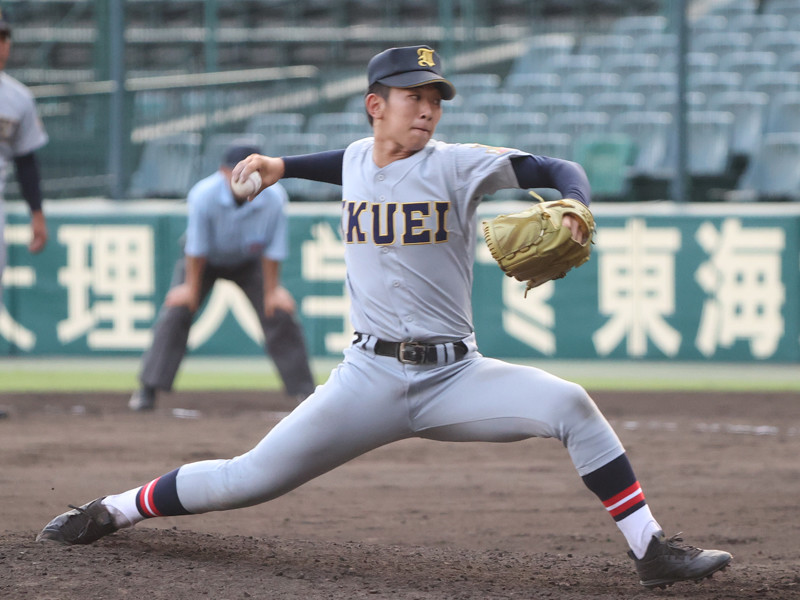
left=36, top=498, right=118, bottom=545
left=630, top=531, right=732, bottom=589
left=128, top=386, right=156, bottom=411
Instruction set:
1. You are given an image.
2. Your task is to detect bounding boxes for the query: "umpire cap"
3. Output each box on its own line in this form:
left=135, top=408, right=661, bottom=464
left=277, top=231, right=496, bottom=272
left=367, top=45, right=456, bottom=100
left=223, top=141, right=261, bottom=168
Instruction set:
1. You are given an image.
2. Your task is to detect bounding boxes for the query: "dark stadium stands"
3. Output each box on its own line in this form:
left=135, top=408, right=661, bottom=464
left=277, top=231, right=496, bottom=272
left=4, top=0, right=800, bottom=201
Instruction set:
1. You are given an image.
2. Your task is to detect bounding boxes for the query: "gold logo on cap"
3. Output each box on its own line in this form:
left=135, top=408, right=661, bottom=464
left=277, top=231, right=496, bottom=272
left=417, top=48, right=435, bottom=67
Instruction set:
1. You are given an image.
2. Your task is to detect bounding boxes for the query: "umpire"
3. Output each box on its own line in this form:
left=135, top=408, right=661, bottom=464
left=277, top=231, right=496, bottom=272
left=128, top=141, right=316, bottom=411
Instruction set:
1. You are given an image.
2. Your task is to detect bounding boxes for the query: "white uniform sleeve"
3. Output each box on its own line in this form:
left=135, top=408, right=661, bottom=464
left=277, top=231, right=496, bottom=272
left=13, top=92, right=48, bottom=157
left=452, top=143, right=529, bottom=202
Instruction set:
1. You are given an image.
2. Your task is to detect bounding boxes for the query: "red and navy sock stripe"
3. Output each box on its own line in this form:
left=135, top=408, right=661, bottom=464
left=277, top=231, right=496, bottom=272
left=581, top=453, right=647, bottom=522
left=135, top=468, right=191, bottom=518
left=601, top=481, right=646, bottom=521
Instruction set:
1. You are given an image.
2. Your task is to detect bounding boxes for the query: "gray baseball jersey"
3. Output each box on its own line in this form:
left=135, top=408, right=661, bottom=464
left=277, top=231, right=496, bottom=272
left=342, top=138, right=527, bottom=342
left=0, top=71, right=48, bottom=295
left=0, top=71, right=48, bottom=200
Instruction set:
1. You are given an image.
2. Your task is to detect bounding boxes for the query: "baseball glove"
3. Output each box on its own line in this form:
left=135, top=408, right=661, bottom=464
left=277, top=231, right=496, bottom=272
left=481, top=197, right=595, bottom=295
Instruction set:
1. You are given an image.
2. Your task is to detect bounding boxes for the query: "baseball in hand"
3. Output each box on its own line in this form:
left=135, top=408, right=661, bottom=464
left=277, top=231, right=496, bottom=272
left=231, top=171, right=262, bottom=198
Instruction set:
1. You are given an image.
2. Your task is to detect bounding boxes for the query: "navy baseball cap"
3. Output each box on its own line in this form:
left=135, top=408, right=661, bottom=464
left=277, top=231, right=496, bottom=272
left=222, top=142, right=261, bottom=168
left=367, top=45, right=456, bottom=100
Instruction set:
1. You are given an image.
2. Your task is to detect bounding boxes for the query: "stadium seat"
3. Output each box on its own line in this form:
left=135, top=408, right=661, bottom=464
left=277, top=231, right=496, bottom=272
left=687, top=71, right=743, bottom=100
left=623, top=71, right=677, bottom=97
left=708, top=0, right=759, bottom=17
left=762, top=0, right=800, bottom=17
left=606, top=53, right=660, bottom=82
left=739, top=132, right=800, bottom=201
left=611, top=111, right=673, bottom=176
left=708, top=91, right=769, bottom=156
left=270, top=132, right=328, bottom=157
left=662, top=51, right=722, bottom=74
left=575, top=34, right=635, bottom=58
left=751, top=31, right=800, bottom=56
left=778, top=50, right=800, bottom=73
left=542, top=53, right=602, bottom=76
left=717, top=51, right=779, bottom=82
left=684, top=111, right=736, bottom=177
left=684, top=52, right=721, bottom=73
left=344, top=94, right=366, bottom=113
left=562, top=72, right=622, bottom=98
left=326, top=132, right=371, bottom=149
left=434, top=112, right=489, bottom=144
left=508, top=35, right=575, bottom=76
left=549, top=111, right=611, bottom=141
left=633, top=32, right=677, bottom=58
left=611, top=15, right=668, bottom=39
left=572, top=134, right=637, bottom=199
left=200, top=133, right=266, bottom=179
left=128, top=133, right=202, bottom=199
left=679, top=110, right=740, bottom=201
left=764, top=91, right=800, bottom=134
left=633, top=33, right=678, bottom=71
left=269, top=134, right=335, bottom=201
left=654, top=111, right=738, bottom=200
left=246, top=113, right=306, bottom=139
left=647, top=90, right=707, bottom=113
left=689, top=15, right=729, bottom=37
left=727, top=13, right=788, bottom=37
left=522, top=92, right=584, bottom=115
left=502, top=72, right=561, bottom=98
left=744, top=71, right=800, bottom=96
left=464, top=92, right=524, bottom=119
left=306, top=112, right=371, bottom=144
left=447, top=73, right=502, bottom=97
left=611, top=111, right=674, bottom=200
left=584, top=92, right=647, bottom=121
left=493, top=112, right=549, bottom=148
left=692, top=32, right=752, bottom=56
left=514, top=132, right=573, bottom=160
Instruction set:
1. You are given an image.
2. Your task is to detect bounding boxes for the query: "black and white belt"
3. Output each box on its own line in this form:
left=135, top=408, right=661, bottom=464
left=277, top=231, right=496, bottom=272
left=353, top=332, right=469, bottom=365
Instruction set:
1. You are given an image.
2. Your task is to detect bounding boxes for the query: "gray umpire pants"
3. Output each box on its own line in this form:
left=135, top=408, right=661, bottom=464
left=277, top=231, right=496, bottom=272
left=139, top=257, right=316, bottom=398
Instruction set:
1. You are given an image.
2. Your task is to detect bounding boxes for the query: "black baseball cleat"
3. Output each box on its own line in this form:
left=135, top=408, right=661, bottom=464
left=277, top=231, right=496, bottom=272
left=36, top=498, right=118, bottom=545
left=128, top=387, right=156, bottom=411
left=629, top=531, right=732, bottom=589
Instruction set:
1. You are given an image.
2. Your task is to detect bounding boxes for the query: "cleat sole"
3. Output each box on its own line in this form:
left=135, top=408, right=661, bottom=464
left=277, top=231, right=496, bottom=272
left=641, top=556, right=732, bottom=589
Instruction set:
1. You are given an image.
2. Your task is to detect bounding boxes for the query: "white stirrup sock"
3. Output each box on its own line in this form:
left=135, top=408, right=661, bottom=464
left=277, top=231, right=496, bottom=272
left=102, top=488, right=146, bottom=528
left=616, top=506, right=662, bottom=559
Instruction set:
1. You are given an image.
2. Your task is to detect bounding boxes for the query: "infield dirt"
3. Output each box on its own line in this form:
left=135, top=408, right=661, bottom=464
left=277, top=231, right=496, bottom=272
left=2, top=389, right=798, bottom=599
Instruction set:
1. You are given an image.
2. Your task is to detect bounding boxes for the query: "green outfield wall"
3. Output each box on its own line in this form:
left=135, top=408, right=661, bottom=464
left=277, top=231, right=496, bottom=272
left=4, top=200, right=799, bottom=362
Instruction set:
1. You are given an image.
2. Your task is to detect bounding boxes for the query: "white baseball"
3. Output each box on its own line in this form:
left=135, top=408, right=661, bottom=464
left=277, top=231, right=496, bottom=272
left=231, top=171, right=262, bottom=198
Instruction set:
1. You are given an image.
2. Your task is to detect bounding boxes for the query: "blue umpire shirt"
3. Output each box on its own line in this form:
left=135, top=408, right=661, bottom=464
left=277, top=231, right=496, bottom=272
left=183, top=170, right=289, bottom=267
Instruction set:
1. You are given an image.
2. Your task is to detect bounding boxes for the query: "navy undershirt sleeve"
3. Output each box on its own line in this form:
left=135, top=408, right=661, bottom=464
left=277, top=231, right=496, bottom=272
left=282, top=150, right=345, bottom=185
left=510, top=154, right=591, bottom=206
left=13, top=153, right=44, bottom=213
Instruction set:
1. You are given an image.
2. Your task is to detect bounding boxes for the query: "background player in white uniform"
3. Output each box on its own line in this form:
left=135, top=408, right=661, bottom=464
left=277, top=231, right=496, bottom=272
left=0, top=9, right=48, bottom=307
left=37, top=45, right=731, bottom=589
